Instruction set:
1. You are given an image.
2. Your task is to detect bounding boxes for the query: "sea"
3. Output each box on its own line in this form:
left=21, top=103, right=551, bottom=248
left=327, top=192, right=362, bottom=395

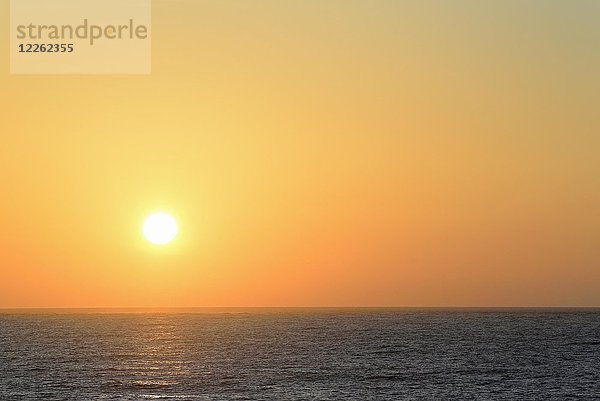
left=0, top=308, right=599, bottom=400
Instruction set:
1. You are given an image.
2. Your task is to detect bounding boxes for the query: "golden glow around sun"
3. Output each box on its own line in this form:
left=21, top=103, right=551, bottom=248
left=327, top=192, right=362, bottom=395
left=143, top=213, right=178, bottom=245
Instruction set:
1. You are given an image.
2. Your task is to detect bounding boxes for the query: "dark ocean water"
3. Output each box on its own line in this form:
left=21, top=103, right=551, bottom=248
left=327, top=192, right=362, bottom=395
left=1, top=309, right=599, bottom=400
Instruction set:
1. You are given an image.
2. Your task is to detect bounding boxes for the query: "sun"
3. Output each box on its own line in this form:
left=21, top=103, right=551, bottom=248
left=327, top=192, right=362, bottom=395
left=143, top=212, right=178, bottom=245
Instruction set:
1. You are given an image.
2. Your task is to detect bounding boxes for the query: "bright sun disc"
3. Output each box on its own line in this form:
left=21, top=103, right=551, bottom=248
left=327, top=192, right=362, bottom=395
left=143, top=213, right=178, bottom=245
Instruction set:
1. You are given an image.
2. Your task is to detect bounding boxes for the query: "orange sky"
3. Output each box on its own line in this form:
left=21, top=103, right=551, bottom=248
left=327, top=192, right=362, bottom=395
left=1, top=0, right=599, bottom=307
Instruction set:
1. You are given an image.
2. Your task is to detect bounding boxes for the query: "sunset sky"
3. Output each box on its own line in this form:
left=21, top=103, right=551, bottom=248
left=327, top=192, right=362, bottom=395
left=1, top=0, right=599, bottom=308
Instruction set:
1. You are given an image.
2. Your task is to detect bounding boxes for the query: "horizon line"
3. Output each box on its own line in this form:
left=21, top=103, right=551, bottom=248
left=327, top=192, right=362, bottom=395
left=1, top=306, right=599, bottom=314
